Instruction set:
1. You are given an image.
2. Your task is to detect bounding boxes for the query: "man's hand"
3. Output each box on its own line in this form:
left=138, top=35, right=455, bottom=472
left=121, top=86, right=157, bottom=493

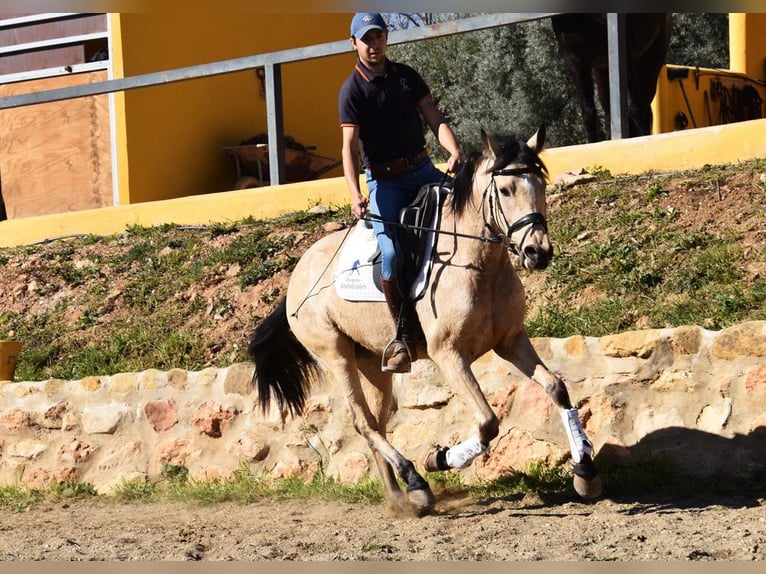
left=352, top=196, right=369, bottom=219
left=446, top=150, right=465, bottom=174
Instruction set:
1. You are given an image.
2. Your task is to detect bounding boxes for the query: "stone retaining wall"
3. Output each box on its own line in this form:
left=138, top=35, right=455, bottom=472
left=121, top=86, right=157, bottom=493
left=1, top=322, right=765, bottom=493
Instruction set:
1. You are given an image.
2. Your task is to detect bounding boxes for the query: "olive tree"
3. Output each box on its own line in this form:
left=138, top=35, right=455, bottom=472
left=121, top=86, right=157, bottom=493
left=386, top=13, right=730, bottom=154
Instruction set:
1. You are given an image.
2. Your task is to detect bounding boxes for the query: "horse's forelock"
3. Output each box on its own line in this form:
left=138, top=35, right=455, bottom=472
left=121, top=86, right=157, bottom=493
left=491, top=134, right=548, bottom=176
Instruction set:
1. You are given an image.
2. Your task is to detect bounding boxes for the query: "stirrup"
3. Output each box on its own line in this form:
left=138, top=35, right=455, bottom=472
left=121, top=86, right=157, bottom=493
left=381, top=338, right=413, bottom=373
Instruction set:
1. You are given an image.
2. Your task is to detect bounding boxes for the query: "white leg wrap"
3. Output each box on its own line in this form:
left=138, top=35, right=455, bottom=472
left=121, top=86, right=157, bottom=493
left=560, top=408, right=593, bottom=464
left=445, top=435, right=488, bottom=469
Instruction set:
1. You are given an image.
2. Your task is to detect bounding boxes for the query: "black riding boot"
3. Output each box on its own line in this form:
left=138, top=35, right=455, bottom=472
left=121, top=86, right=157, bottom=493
left=380, top=278, right=417, bottom=373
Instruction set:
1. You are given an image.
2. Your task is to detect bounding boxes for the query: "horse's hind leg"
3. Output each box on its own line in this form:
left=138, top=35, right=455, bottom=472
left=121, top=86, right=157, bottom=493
left=325, top=342, right=435, bottom=513
left=496, top=331, right=602, bottom=499
left=354, top=349, right=407, bottom=509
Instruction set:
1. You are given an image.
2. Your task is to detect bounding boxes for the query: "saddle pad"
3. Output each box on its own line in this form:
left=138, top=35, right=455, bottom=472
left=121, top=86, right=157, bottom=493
left=335, top=211, right=441, bottom=302
left=335, top=220, right=385, bottom=302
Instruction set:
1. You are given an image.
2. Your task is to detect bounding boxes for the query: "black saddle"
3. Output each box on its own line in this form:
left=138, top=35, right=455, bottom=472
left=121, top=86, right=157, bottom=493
left=368, top=181, right=452, bottom=297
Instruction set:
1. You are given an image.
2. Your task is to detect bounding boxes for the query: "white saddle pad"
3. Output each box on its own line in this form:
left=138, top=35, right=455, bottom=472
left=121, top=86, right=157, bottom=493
left=335, top=220, right=385, bottom=301
left=335, top=209, right=441, bottom=302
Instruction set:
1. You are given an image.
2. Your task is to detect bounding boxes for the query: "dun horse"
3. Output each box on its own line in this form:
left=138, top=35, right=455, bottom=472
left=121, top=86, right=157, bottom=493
left=249, top=128, right=601, bottom=514
left=552, top=13, right=672, bottom=142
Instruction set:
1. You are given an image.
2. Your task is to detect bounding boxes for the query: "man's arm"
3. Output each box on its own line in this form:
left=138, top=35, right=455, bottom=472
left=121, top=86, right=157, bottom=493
left=418, top=97, right=464, bottom=173
left=341, top=124, right=369, bottom=219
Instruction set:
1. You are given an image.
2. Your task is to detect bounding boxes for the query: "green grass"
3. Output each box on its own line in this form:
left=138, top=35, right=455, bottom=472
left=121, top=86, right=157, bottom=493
left=0, top=207, right=353, bottom=381
left=0, top=480, right=97, bottom=512
left=2, top=456, right=762, bottom=512
left=466, top=460, right=571, bottom=499
left=0, top=463, right=566, bottom=512
left=527, top=161, right=766, bottom=338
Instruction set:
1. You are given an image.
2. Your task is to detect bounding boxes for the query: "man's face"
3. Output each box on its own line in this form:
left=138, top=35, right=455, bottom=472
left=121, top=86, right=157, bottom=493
left=352, top=29, right=387, bottom=67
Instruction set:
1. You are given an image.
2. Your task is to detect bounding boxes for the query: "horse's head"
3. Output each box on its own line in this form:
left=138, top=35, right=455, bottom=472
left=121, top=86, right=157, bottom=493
left=455, top=127, right=552, bottom=270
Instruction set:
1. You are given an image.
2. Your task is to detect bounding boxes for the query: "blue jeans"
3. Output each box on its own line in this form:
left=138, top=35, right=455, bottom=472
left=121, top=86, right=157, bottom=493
left=366, top=157, right=449, bottom=281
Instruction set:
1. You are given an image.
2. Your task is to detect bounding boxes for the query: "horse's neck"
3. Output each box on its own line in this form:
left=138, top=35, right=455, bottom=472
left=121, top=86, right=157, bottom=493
left=440, top=193, right=508, bottom=267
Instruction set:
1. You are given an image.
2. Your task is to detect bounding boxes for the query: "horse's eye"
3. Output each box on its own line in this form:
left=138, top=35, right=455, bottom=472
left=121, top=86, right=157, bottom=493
left=499, top=186, right=512, bottom=197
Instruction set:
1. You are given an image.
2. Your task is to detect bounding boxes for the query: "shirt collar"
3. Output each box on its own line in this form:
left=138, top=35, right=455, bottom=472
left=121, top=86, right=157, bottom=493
left=355, top=58, right=394, bottom=82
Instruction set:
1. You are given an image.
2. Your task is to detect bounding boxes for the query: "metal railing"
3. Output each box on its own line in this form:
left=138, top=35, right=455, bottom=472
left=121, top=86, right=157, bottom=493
left=0, top=13, right=637, bottom=185
left=0, top=13, right=566, bottom=186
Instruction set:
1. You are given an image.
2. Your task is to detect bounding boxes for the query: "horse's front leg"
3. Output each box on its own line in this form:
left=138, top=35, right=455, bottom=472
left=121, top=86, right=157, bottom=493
left=497, top=330, right=602, bottom=499
left=423, top=350, right=499, bottom=472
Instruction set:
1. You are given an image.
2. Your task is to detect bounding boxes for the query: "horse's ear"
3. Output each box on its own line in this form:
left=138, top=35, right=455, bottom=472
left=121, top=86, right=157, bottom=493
left=527, top=125, right=546, bottom=154
left=480, top=128, right=500, bottom=159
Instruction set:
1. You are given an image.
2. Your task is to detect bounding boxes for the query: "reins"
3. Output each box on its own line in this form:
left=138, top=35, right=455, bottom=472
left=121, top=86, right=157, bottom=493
left=364, top=163, right=548, bottom=252
left=362, top=212, right=503, bottom=244
left=364, top=168, right=504, bottom=245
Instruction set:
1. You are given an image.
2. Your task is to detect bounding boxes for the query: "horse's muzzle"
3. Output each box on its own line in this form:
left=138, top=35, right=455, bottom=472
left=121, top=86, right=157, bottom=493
left=522, top=243, right=553, bottom=270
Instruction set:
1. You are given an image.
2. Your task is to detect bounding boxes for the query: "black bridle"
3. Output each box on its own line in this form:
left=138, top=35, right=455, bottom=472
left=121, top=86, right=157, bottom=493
left=483, top=166, right=549, bottom=260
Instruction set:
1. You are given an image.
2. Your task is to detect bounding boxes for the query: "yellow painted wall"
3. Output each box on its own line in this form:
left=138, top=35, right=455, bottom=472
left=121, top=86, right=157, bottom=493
left=113, top=13, right=353, bottom=205
left=729, top=13, right=766, bottom=77
left=108, top=14, right=130, bottom=206
left=653, top=13, right=766, bottom=136
left=107, top=12, right=766, bottom=207
left=538, top=117, right=766, bottom=179
left=5, top=12, right=766, bottom=246
left=654, top=64, right=766, bottom=134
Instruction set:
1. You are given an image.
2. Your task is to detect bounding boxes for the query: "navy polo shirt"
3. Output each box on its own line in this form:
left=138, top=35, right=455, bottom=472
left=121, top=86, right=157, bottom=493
left=339, top=58, right=430, bottom=167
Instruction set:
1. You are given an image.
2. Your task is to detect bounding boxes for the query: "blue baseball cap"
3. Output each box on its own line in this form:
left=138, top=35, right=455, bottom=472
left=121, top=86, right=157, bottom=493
left=350, top=13, right=387, bottom=39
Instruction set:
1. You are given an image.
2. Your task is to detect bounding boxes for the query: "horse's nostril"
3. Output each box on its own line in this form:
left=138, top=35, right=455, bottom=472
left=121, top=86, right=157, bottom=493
left=524, top=245, right=544, bottom=259
left=524, top=245, right=552, bottom=270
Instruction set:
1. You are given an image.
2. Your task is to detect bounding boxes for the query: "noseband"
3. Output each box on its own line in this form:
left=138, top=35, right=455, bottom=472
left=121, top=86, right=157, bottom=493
left=483, top=166, right=549, bottom=260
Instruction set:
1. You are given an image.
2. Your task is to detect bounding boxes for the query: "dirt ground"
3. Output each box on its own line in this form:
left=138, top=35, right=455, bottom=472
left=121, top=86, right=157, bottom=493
left=1, top=492, right=764, bottom=561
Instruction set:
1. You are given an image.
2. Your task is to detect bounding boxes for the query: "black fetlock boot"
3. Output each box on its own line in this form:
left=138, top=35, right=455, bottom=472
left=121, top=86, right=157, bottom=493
left=381, top=278, right=417, bottom=373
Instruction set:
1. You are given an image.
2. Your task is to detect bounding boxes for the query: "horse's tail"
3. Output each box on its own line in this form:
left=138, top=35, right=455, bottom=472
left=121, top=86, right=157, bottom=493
left=248, top=297, right=318, bottom=416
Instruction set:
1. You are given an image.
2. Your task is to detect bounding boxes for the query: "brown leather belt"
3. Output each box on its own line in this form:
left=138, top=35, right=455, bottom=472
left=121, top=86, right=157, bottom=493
left=368, top=148, right=429, bottom=180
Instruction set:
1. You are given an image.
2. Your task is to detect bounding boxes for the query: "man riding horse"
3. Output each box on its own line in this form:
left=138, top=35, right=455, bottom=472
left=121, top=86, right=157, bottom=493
left=338, top=12, right=464, bottom=373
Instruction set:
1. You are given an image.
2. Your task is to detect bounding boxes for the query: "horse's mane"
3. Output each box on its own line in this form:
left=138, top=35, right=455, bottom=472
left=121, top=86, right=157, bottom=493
left=451, top=133, right=548, bottom=217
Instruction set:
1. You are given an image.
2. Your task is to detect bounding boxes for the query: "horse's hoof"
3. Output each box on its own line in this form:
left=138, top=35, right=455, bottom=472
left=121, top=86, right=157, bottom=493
left=573, top=474, right=602, bottom=499
left=407, top=486, right=436, bottom=512
left=423, top=446, right=449, bottom=472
